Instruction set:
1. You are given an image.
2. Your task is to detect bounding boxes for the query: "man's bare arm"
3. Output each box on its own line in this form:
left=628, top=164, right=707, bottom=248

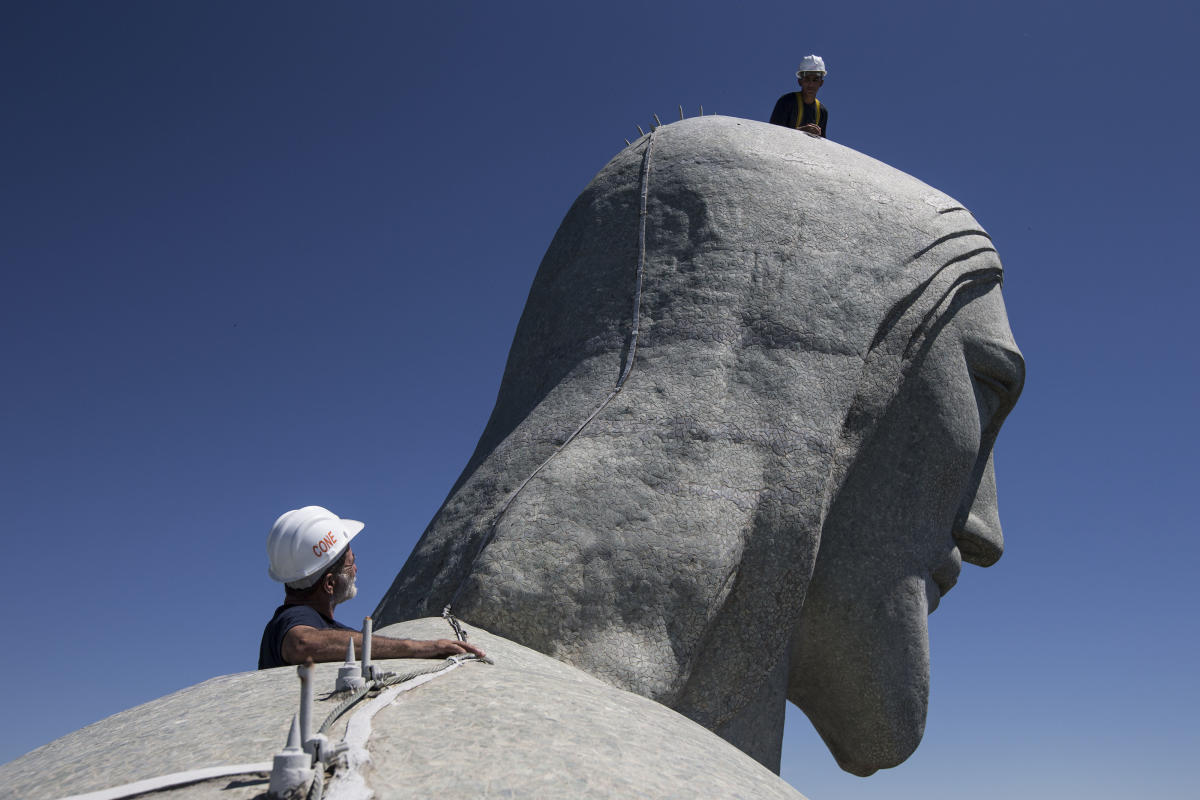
left=281, top=626, right=486, bottom=666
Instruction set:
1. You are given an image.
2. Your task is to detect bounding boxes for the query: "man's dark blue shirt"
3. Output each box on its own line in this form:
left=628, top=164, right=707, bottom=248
left=258, top=603, right=355, bottom=669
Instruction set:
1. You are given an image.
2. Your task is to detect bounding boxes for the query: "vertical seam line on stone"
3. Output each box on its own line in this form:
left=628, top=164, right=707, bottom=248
left=446, top=132, right=657, bottom=610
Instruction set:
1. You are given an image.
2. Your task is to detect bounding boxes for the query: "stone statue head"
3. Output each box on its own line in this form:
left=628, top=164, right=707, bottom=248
left=376, top=116, right=1024, bottom=776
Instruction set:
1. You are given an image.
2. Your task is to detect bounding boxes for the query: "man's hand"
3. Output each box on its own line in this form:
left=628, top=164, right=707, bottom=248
left=797, top=123, right=823, bottom=136
left=418, top=638, right=488, bottom=659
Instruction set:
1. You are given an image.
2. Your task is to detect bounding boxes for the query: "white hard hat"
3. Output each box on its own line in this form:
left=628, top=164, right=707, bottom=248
left=266, top=505, right=364, bottom=586
left=796, top=55, right=827, bottom=77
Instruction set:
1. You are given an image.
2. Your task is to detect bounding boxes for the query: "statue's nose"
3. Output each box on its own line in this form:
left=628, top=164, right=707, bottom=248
left=956, top=512, right=1004, bottom=566
left=955, top=452, right=1005, bottom=567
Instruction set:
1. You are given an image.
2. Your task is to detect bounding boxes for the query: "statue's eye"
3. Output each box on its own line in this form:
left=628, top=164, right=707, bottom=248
left=970, top=371, right=1009, bottom=427
left=965, top=340, right=1025, bottom=432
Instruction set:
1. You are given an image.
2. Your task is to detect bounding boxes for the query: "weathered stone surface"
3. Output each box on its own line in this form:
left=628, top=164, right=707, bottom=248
left=0, top=619, right=806, bottom=799
left=376, top=115, right=1024, bottom=776
left=2, top=116, right=1022, bottom=794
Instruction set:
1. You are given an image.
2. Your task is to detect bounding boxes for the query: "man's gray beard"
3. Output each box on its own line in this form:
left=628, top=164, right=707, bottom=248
left=332, top=573, right=358, bottom=607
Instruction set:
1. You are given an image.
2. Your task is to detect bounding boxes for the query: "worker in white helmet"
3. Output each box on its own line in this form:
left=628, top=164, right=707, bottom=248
left=258, top=506, right=485, bottom=669
left=769, top=55, right=829, bottom=137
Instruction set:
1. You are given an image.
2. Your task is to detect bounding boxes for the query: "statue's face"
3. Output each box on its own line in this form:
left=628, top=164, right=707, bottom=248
left=790, top=279, right=1024, bottom=776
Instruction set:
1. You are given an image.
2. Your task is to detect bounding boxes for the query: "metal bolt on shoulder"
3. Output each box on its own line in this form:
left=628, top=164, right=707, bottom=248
left=336, top=637, right=365, bottom=692
left=297, top=662, right=329, bottom=761
left=267, top=715, right=313, bottom=800
left=297, top=662, right=314, bottom=747
left=360, top=617, right=376, bottom=681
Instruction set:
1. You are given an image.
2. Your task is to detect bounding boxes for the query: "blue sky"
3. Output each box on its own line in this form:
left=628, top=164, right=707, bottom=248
left=3, top=1, right=1197, bottom=797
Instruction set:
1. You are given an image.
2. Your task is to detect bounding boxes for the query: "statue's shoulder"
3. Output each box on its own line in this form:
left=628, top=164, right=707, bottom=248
left=1, top=618, right=807, bottom=800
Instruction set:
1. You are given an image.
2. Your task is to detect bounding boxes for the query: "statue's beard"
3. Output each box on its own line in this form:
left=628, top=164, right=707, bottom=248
left=332, top=572, right=357, bottom=607
left=790, top=574, right=932, bottom=776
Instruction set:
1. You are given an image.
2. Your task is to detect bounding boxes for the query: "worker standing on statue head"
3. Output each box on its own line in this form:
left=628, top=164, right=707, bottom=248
left=769, top=55, right=829, bottom=137
left=258, top=505, right=485, bottom=669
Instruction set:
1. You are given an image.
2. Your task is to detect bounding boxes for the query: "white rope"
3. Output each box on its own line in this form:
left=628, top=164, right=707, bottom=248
left=52, top=657, right=478, bottom=800
left=323, top=658, right=470, bottom=800
left=54, top=762, right=273, bottom=800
